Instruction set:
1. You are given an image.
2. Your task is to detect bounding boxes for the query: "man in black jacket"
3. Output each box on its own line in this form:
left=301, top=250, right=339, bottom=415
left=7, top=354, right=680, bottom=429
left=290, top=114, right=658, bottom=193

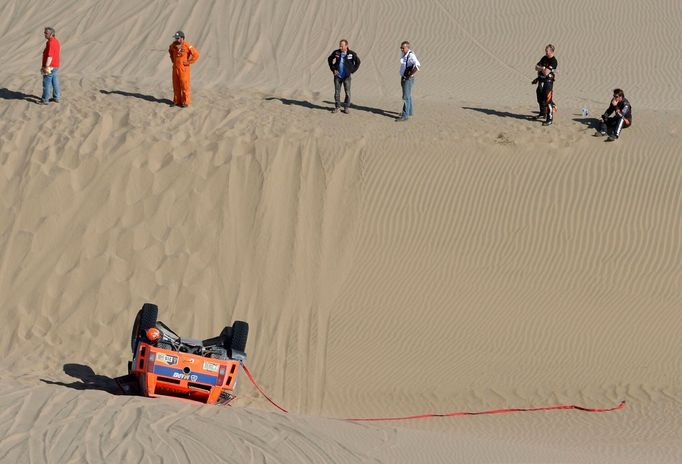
left=596, top=89, right=633, bottom=141
left=327, top=39, right=361, bottom=113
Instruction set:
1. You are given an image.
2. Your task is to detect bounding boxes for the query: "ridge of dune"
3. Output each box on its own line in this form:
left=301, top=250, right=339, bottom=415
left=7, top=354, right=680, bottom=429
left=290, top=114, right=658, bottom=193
left=2, top=0, right=682, bottom=107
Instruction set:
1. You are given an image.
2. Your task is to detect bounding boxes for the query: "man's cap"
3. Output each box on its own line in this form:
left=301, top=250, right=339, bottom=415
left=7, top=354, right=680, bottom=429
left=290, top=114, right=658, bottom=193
left=173, top=31, right=185, bottom=39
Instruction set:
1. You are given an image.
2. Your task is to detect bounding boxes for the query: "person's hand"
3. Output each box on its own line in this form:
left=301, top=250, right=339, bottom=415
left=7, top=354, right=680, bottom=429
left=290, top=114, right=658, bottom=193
left=531, top=78, right=539, bottom=84
left=333, top=70, right=339, bottom=76
left=611, top=98, right=618, bottom=106
left=183, top=61, right=190, bottom=66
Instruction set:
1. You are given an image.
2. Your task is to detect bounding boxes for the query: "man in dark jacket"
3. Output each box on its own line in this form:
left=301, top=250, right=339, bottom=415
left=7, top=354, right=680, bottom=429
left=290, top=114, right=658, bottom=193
left=327, top=39, right=361, bottom=113
left=596, top=88, right=632, bottom=141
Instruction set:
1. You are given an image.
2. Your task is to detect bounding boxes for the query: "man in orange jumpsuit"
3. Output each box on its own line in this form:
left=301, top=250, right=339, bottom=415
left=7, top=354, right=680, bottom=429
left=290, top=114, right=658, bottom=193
left=169, top=31, right=199, bottom=107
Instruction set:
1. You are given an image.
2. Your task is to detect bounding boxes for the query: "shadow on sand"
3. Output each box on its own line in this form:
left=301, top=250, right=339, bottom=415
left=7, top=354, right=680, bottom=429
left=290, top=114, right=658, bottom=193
left=462, top=106, right=535, bottom=121
left=573, top=116, right=601, bottom=130
left=265, top=96, right=399, bottom=119
left=322, top=100, right=399, bottom=119
left=40, top=363, right=121, bottom=394
left=100, top=89, right=173, bottom=105
left=0, top=87, right=42, bottom=103
left=264, top=96, right=331, bottom=111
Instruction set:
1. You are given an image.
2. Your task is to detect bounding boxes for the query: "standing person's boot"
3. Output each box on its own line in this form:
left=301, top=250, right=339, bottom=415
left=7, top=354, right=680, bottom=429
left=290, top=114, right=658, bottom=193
left=542, top=101, right=555, bottom=126
left=542, top=113, right=553, bottom=126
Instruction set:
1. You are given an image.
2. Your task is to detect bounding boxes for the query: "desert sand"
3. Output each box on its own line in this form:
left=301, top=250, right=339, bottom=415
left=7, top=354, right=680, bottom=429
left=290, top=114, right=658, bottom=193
left=1, top=1, right=681, bottom=462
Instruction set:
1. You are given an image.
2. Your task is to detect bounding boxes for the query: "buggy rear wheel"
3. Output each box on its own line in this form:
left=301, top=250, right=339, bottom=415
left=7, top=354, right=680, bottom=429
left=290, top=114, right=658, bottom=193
left=230, top=321, right=249, bottom=353
left=130, top=303, right=158, bottom=353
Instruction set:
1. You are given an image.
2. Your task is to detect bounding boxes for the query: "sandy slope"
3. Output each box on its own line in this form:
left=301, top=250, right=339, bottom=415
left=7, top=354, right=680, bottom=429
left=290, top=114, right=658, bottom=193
left=1, top=1, right=682, bottom=463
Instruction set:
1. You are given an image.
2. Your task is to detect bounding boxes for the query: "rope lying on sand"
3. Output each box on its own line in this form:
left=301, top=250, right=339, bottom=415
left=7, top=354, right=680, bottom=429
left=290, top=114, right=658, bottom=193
left=343, top=400, right=626, bottom=422
left=242, top=362, right=289, bottom=413
left=242, top=363, right=626, bottom=422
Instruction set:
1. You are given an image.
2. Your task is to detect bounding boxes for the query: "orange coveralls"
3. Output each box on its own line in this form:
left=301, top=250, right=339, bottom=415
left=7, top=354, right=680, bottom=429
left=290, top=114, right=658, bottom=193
left=169, top=41, right=199, bottom=106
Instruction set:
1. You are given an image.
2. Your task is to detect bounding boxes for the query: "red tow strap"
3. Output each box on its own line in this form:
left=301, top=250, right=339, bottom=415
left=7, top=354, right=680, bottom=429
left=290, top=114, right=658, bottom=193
left=242, top=363, right=288, bottom=413
left=344, top=400, right=626, bottom=422
left=242, top=363, right=625, bottom=422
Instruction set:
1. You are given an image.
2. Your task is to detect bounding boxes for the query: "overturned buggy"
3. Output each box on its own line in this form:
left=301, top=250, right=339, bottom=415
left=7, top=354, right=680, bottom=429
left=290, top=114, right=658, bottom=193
left=117, top=303, right=249, bottom=405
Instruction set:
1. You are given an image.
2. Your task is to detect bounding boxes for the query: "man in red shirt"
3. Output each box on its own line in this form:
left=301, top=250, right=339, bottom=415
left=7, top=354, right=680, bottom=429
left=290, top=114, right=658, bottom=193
left=41, top=27, right=61, bottom=105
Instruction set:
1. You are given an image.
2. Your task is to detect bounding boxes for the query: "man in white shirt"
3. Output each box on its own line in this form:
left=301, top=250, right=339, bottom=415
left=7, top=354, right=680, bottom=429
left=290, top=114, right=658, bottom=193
left=397, top=41, right=420, bottom=121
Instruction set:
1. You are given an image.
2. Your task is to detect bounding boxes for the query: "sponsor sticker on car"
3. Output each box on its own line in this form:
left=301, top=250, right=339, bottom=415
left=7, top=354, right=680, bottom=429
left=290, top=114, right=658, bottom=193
left=156, top=352, right=178, bottom=366
left=173, top=372, right=199, bottom=381
left=203, top=361, right=219, bottom=373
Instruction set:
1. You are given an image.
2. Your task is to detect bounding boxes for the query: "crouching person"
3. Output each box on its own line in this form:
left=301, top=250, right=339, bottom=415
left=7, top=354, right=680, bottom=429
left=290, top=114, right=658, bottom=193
left=597, top=89, right=632, bottom=141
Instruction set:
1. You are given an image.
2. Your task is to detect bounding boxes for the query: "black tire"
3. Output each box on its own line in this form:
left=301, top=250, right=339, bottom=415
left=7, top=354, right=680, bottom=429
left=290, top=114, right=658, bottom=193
left=230, top=321, right=249, bottom=352
left=219, top=326, right=232, bottom=349
left=131, top=311, right=142, bottom=353
left=130, top=303, right=158, bottom=353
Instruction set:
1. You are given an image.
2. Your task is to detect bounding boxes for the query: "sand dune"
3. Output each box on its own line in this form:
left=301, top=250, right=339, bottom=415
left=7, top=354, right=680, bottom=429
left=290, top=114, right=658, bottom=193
left=1, top=0, right=682, bottom=463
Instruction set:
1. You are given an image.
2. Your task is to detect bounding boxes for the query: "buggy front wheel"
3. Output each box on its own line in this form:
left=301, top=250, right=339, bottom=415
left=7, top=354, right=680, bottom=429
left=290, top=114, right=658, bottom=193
left=130, top=303, right=158, bottom=353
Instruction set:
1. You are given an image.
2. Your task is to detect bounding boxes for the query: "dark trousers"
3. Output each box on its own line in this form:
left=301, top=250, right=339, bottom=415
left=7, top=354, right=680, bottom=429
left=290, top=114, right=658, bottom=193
left=334, top=75, right=351, bottom=109
left=536, top=80, right=554, bottom=121
left=602, top=115, right=631, bottom=137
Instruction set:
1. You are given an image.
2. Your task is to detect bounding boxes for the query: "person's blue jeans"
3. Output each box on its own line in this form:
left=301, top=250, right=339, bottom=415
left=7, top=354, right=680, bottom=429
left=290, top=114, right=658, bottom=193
left=42, top=67, right=60, bottom=103
left=401, top=76, right=414, bottom=118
